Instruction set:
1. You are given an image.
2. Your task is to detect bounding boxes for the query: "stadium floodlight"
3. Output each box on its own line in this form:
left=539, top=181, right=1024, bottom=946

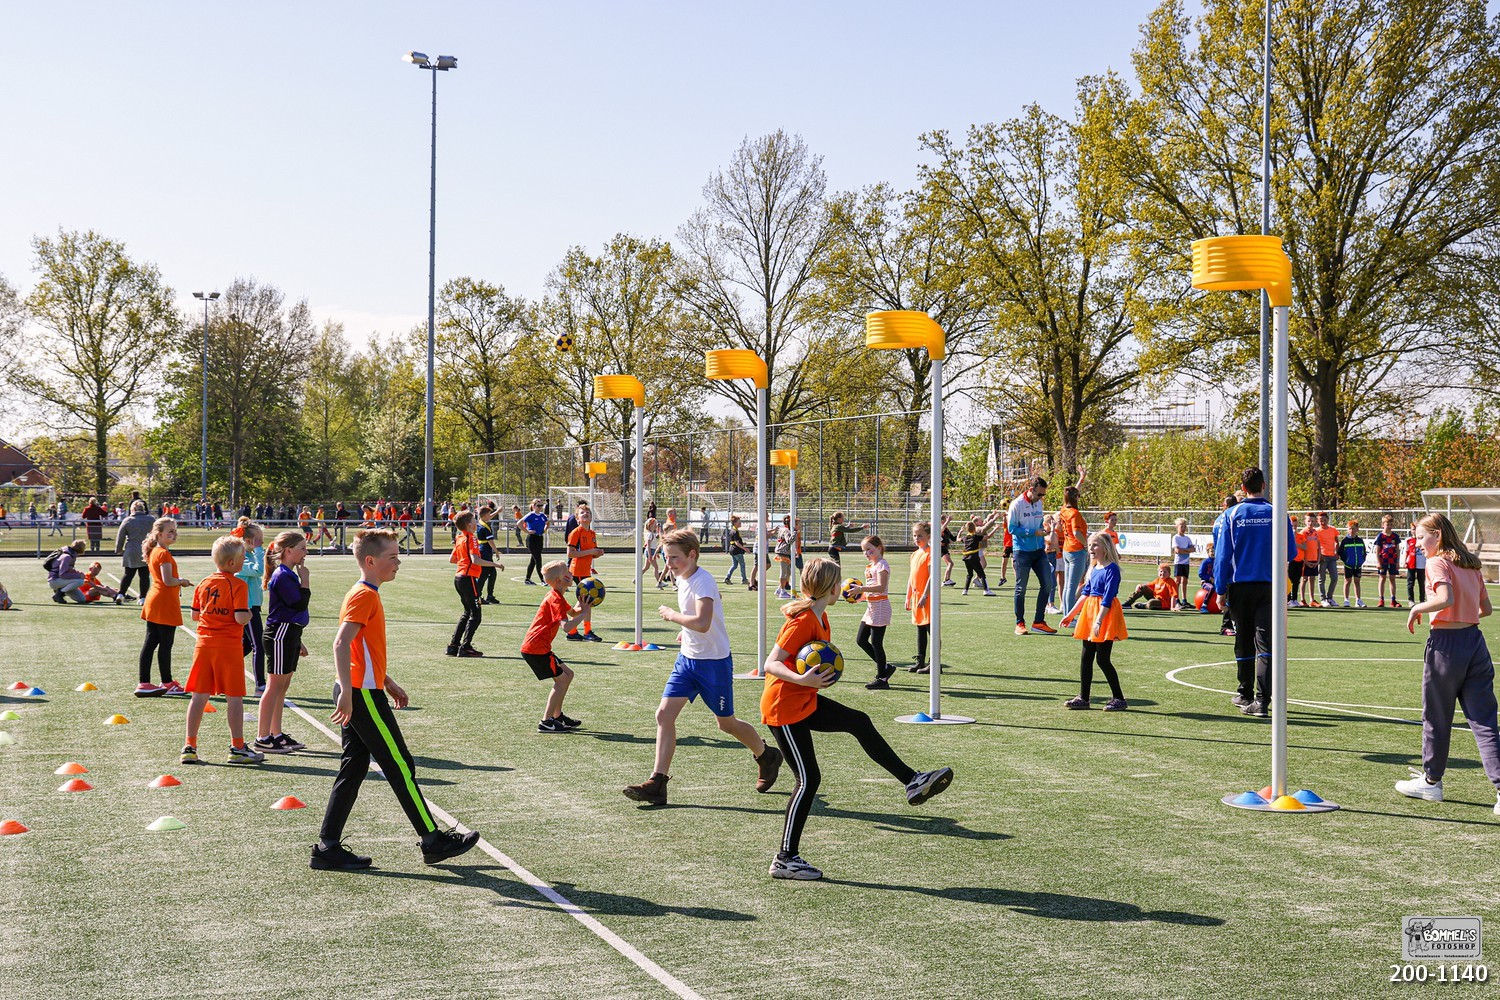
left=192, top=291, right=220, bottom=507
left=706, top=350, right=769, bottom=679
left=1192, top=234, right=1337, bottom=814
left=770, top=450, right=799, bottom=567
left=405, top=47, right=458, bottom=553
left=866, top=311, right=971, bottom=726
left=594, top=375, right=660, bottom=652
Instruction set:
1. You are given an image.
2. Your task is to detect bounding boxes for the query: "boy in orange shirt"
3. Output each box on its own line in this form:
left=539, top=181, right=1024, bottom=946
left=520, top=559, right=593, bottom=733
left=313, top=529, right=479, bottom=871
left=762, top=557, right=953, bottom=880
left=1123, top=564, right=1179, bottom=610
left=80, top=561, right=123, bottom=604
left=565, top=507, right=604, bottom=642
left=182, top=536, right=261, bottom=764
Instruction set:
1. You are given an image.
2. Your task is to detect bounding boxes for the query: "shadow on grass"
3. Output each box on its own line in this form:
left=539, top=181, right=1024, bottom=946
left=1361, top=751, right=1484, bottom=770
left=662, top=802, right=1008, bottom=841
left=820, top=879, right=1224, bottom=925
left=414, top=755, right=514, bottom=773
left=583, top=731, right=741, bottom=749
left=1160, top=712, right=1335, bottom=729
left=978, top=720, right=1381, bottom=755
left=358, top=866, right=756, bottom=921
left=1337, top=806, right=1500, bottom=828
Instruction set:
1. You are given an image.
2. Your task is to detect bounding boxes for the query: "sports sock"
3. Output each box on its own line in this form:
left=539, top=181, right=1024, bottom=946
left=231, top=737, right=246, bottom=749
left=184, top=737, right=197, bottom=748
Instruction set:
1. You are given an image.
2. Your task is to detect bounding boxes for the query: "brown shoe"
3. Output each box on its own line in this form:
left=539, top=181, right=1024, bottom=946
left=623, top=773, right=668, bottom=806
left=755, top=745, right=783, bottom=793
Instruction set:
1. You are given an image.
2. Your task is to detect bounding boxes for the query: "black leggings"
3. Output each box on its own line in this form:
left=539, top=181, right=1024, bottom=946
left=769, top=697, right=915, bottom=856
left=139, top=621, right=176, bottom=684
left=451, top=576, right=481, bottom=649
left=1407, top=567, right=1426, bottom=604
left=478, top=565, right=497, bottom=601
left=962, top=554, right=987, bottom=590
left=1080, top=640, right=1124, bottom=700
left=856, top=623, right=888, bottom=678
left=243, top=606, right=265, bottom=688
left=525, top=536, right=545, bottom=581
left=120, top=565, right=148, bottom=599
left=915, top=623, right=930, bottom=667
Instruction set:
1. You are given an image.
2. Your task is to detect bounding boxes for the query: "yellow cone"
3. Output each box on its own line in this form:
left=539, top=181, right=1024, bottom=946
left=104, top=714, right=130, bottom=725
left=75, top=682, right=99, bottom=692
left=1269, top=795, right=1306, bottom=811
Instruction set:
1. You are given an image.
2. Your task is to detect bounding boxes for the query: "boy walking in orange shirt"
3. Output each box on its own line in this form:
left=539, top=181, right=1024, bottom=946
left=312, top=529, right=479, bottom=871
left=520, top=560, right=593, bottom=733
left=565, top=507, right=604, bottom=642
left=182, top=536, right=262, bottom=765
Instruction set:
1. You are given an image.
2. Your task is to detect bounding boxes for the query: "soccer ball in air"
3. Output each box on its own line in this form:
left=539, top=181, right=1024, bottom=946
left=794, top=640, right=843, bottom=685
left=576, top=575, right=605, bottom=607
left=555, top=332, right=574, bottom=352
left=840, top=578, right=862, bottom=604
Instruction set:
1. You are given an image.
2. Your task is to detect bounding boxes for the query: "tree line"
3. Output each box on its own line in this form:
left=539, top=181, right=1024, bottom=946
left=4, top=0, right=1499, bottom=508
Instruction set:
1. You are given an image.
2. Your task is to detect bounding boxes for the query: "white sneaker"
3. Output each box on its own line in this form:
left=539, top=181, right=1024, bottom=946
left=1356, top=600, right=1367, bottom=608
left=1288, top=600, right=1301, bottom=608
left=1395, top=770, right=1442, bottom=802
left=769, top=853, right=822, bottom=880
left=1494, top=793, right=1500, bottom=817
left=1045, top=604, right=1061, bottom=616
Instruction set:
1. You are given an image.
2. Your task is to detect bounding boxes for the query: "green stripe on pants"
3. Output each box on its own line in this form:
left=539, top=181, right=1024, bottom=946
left=360, top=687, right=436, bottom=833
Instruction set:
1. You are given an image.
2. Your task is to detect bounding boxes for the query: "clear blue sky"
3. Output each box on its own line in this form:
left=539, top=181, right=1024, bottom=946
left=1, top=0, right=1160, bottom=350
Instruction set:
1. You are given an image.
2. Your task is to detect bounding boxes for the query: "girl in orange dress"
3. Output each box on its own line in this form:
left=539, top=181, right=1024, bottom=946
left=1059, top=531, right=1128, bottom=710
left=905, top=521, right=933, bottom=674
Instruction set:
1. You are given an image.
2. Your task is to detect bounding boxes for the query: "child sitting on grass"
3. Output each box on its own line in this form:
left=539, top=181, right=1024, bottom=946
left=79, top=562, right=124, bottom=604
left=1124, top=564, right=1178, bottom=610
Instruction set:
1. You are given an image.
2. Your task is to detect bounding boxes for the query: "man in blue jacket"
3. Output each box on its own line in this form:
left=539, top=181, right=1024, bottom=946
left=1213, top=468, right=1298, bottom=718
left=1006, top=476, right=1053, bottom=636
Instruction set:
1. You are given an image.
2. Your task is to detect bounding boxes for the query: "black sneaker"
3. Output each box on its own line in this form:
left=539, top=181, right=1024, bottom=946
left=537, top=717, right=569, bottom=734
left=557, top=713, right=582, bottom=730
left=1240, top=700, right=1269, bottom=718
left=1230, top=694, right=1251, bottom=707
left=565, top=632, right=585, bottom=642
left=445, top=645, right=459, bottom=657
left=277, top=732, right=307, bottom=751
left=905, top=766, right=954, bottom=805
left=310, top=841, right=373, bottom=871
left=254, top=735, right=292, bottom=755
left=421, top=827, right=480, bottom=865
left=458, top=646, right=485, bottom=658
left=583, top=632, right=603, bottom=642
left=865, top=678, right=890, bottom=690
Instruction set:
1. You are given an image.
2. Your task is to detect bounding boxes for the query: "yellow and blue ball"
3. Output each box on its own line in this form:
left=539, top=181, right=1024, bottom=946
left=576, top=575, right=605, bottom=606
left=555, top=332, right=575, bottom=352
left=840, top=578, right=862, bottom=604
left=794, top=640, right=843, bottom=685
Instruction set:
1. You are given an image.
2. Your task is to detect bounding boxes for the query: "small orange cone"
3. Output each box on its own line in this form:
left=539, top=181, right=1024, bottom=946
left=271, top=795, right=307, bottom=810
left=148, top=775, right=182, bottom=788
left=6, top=681, right=27, bottom=691
left=57, top=778, right=93, bottom=793
left=203, top=702, right=218, bottom=713
left=54, top=762, right=88, bottom=775
left=0, top=820, right=28, bottom=835
left=104, top=714, right=130, bottom=725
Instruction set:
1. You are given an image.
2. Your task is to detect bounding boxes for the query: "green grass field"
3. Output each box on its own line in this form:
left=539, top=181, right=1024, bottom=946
left=2, top=550, right=1496, bottom=999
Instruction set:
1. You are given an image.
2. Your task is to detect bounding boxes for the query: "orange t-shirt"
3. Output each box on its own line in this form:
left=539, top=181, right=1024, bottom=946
left=1059, top=507, right=1088, bottom=553
left=1316, top=526, right=1338, bottom=556
left=907, top=546, right=932, bottom=626
left=521, top=587, right=573, bottom=655
left=299, top=510, right=311, bottom=527
left=761, top=609, right=830, bottom=727
left=1149, top=577, right=1178, bottom=603
left=142, top=547, right=183, bottom=626
left=1426, top=557, right=1485, bottom=625
left=192, top=572, right=248, bottom=647
left=341, top=581, right=387, bottom=690
left=1299, top=530, right=1319, bottom=563
left=450, top=530, right=481, bottom=577
left=568, top=525, right=597, bottom=578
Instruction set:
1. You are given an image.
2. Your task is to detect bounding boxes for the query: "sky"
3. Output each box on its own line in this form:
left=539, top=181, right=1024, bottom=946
left=0, top=0, right=1160, bottom=354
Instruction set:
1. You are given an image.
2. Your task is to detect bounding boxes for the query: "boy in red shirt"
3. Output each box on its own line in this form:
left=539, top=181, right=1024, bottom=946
left=182, top=536, right=261, bottom=764
left=80, top=561, right=123, bottom=604
left=1123, top=564, right=1179, bottom=610
left=312, top=529, right=479, bottom=871
left=521, top=560, right=593, bottom=733
left=565, top=507, right=604, bottom=642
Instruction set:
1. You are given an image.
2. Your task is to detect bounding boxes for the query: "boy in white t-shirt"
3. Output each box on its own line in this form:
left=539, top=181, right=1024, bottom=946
left=623, top=528, right=783, bottom=806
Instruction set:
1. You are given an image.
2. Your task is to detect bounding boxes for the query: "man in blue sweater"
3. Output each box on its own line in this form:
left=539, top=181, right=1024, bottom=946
left=1006, top=476, right=1055, bottom=635
left=1213, top=468, right=1298, bottom=718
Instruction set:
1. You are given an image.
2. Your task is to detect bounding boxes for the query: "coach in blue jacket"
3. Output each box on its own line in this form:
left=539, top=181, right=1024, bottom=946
left=1213, top=468, right=1298, bottom=718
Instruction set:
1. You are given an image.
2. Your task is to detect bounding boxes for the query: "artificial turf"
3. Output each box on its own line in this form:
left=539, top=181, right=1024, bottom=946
left=1, top=549, right=1495, bottom=999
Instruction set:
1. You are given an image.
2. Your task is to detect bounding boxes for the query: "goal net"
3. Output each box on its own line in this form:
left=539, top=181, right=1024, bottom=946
left=1422, top=488, right=1500, bottom=581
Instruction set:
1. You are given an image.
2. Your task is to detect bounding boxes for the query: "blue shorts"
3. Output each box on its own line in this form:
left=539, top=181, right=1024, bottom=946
left=662, top=654, right=736, bottom=717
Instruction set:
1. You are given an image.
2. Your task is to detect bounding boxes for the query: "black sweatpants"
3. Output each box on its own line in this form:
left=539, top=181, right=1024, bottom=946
left=1407, top=567, right=1426, bottom=605
left=1080, top=640, right=1124, bottom=700
left=451, top=576, right=481, bottom=649
left=319, top=686, right=438, bottom=844
left=525, top=535, right=545, bottom=582
left=856, top=623, right=888, bottom=678
left=962, top=554, right=987, bottom=591
left=139, top=621, right=176, bottom=684
left=769, top=697, right=915, bottom=856
left=478, top=565, right=497, bottom=601
left=1226, top=581, right=1272, bottom=705
left=120, top=565, right=148, bottom=600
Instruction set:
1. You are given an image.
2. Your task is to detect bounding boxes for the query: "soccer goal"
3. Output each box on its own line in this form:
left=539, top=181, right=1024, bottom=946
left=1422, top=488, right=1500, bottom=582
left=687, top=490, right=755, bottom=550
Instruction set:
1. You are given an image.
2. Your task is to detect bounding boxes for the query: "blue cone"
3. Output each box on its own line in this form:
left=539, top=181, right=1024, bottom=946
left=25, top=687, right=45, bottom=697
left=1292, top=789, right=1325, bottom=804
left=1229, top=791, right=1267, bottom=806
left=912, top=712, right=934, bottom=723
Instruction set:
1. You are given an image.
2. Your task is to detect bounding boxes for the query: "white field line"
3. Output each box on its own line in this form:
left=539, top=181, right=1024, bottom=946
left=157, top=614, right=704, bottom=1000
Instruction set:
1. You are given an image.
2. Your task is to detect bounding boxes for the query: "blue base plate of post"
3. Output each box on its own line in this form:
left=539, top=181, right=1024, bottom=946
left=896, top=711, right=975, bottom=725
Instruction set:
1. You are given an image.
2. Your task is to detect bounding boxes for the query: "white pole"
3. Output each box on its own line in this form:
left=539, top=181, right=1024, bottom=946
left=930, top=356, right=943, bottom=719
left=757, top=387, right=768, bottom=676
left=789, top=466, right=797, bottom=588
left=588, top=475, right=597, bottom=521
left=634, top=405, right=644, bottom=648
left=1271, top=304, right=1289, bottom=797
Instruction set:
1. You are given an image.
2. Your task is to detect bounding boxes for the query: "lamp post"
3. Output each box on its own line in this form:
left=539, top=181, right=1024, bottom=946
left=770, top=449, right=798, bottom=591
left=866, top=311, right=972, bottom=725
left=594, top=375, right=660, bottom=652
left=1192, top=235, right=1336, bottom=814
left=706, top=350, right=768, bottom=679
left=192, top=291, right=219, bottom=507
left=404, top=49, right=457, bottom=554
